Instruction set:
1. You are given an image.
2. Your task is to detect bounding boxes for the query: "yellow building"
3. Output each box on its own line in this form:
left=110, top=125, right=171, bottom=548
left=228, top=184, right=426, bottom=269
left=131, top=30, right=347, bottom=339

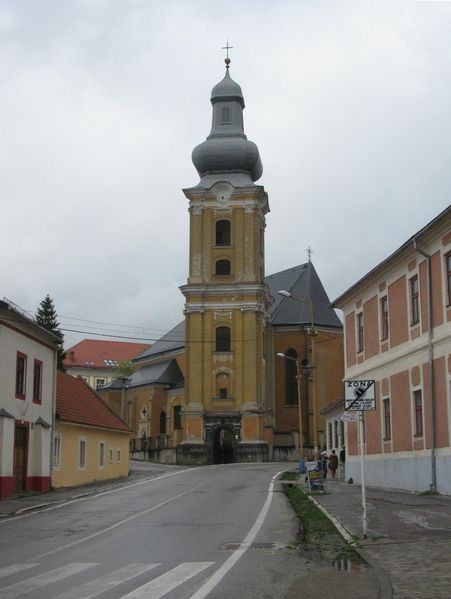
left=99, top=60, right=344, bottom=465
left=52, top=371, right=129, bottom=488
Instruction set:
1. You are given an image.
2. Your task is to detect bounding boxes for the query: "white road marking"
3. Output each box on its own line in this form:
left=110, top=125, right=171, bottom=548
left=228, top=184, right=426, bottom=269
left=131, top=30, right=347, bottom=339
left=0, top=563, right=38, bottom=578
left=0, top=562, right=97, bottom=599
left=0, top=469, right=198, bottom=525
left=35, top=482, right=204, bottom=560
left=188, top=470, right=286, bottom=599
left=121, top=562, right=214, bottom=599
left=56, top=563, right=161, bottom=599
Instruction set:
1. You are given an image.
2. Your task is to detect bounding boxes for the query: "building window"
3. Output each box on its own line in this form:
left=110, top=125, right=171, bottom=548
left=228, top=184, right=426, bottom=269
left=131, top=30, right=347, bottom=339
left=215, top=259, right=231, bottom=275
left=53, top=433, right=61, bottom=467
left=414, top=390, right=423, bottom=436
left=383, top=398, right=391, bottom=441
left=79, top=438, right=86, bottom=469
left=109, top=448, right=113, bottom=463
left=328, top=422, right=332, bottom=449
left=334, top=420, right=339, bottom=449
left=99, top=442, right=105, bottom=468
left=117, top=448, right=122, bottom=464
left=216, top=220, right=231, bottom=246
left=216, top=326, right=231, bottom=352
left=357, top=313, right=364, bottom=353
left=216, top=372, right=231, bottom=399
left=160, top=411, right=167, bottom=434
left=15, top=352, right=27, bottom=399
left=33, top=360, right=43, bottom=403
left=95, top=378, right=106, bottom=390
left=410, top=275, right=420, bottom=324
left=173, top=405, right=182, bottom=429
left=221, top=106, right=231, bottom=124
left=380, top=296, right=389, bottom=341
left=285, top=348, right=298, bottom=406
left=446, top=252, right=451, bottom=306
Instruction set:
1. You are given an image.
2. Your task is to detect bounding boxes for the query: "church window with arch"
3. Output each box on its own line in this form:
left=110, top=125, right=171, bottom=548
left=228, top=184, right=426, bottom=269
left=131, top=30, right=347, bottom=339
left=216, top=326, right=231, bottom=352
left=285, top=348, right=298, bottom=406
left=215, top=259, right=231, bottom=275
left=159, top=411, right=167, bottom=434
left=216, top=220, right=231, bottom=246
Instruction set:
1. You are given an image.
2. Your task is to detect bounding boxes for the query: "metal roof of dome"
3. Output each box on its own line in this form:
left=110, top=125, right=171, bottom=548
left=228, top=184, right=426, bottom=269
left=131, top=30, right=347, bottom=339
left=210, top=69, right=245, bottom=107
left=191, top=60, right=262, bottom=186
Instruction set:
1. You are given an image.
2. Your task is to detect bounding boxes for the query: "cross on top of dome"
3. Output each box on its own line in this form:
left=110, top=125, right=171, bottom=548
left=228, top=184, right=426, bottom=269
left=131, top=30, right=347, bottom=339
left=222, top=40, right=233, bottom=69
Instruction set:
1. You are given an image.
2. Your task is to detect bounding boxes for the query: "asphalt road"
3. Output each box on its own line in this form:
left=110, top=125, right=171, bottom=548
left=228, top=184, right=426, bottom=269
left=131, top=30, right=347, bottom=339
left=0, top=463, right=320, bottom=599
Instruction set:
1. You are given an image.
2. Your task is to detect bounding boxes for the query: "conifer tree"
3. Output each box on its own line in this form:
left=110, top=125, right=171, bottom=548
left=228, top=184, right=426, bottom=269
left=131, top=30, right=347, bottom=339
left=35, top=294, right=66, bottom=371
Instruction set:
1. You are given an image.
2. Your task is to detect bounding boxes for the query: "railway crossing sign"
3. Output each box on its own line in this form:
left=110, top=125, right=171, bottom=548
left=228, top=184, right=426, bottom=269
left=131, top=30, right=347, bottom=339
left=344, top=380, right=376, bottom=411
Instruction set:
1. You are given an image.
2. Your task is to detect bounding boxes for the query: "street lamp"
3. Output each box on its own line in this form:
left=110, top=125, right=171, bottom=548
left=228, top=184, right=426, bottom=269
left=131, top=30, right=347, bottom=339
left=276, top=351, right=305, bottom=473
left=278, top=290, right=318, bottom=458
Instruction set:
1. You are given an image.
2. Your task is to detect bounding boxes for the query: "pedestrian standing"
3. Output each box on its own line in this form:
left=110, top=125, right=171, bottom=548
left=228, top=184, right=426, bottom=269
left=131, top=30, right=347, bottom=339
left=339, top=446, right=346, bottom=480
left=328, top=449, right=339, bottom=479
left=320, top=449, right=328, bottom=479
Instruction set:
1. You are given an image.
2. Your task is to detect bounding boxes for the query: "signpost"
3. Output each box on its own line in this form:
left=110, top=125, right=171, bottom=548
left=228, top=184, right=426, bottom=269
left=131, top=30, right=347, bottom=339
left=344, top=379, right=376, bottom=539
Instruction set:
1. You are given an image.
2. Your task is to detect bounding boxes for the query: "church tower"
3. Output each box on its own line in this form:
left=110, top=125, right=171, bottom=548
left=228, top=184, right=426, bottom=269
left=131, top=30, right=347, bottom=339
left=179, top=57, right=272, bottom=464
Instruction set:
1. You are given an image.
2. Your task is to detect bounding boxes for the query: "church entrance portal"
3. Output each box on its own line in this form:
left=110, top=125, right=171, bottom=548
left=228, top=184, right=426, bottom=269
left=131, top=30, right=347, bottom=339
left=213, top=427, right=235, bottom=464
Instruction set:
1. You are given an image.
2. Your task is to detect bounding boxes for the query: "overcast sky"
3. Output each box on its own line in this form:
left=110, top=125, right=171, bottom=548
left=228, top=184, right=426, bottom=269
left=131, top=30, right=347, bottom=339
left=1, top=0, right=450, bottom=348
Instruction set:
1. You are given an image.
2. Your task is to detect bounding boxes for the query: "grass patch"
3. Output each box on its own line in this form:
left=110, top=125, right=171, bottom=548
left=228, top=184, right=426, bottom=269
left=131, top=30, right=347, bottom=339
left=282, top=472, right=360, bottom=562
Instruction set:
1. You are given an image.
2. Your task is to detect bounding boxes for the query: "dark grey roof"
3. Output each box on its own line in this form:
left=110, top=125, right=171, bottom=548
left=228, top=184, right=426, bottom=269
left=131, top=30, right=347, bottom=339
left=0, top=408, right=14, bottom=419
left=135, top=321, right=185, bottom=361
left=266, top=262, right=342, bottom=329
left=130, top=359, right=183, bottom=388
left=104, top=359, right=184, bottom=390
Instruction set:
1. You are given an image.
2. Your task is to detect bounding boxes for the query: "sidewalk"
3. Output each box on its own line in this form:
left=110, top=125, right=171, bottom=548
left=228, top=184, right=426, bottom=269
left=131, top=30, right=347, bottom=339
left=309, top=478, right=451, bottom=599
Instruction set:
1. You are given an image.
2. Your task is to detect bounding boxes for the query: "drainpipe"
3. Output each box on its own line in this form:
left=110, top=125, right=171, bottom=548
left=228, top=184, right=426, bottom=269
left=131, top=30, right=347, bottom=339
left=413, top=238, right=436, bottom=493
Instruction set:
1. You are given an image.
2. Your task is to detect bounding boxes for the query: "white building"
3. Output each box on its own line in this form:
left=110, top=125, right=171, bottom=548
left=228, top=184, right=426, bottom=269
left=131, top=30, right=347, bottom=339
left=0, top=298, right=59, bottom=498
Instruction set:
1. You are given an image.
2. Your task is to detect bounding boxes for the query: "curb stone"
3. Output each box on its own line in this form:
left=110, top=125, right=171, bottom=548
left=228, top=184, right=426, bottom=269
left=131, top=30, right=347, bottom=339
left=307, top=493, right=393, bottom=599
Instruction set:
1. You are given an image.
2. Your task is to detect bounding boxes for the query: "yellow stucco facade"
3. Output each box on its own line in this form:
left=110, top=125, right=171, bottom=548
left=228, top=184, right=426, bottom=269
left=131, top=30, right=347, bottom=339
left=52, top=422, right=129, bottom=488
left=178, top=182, right=271, bottom=463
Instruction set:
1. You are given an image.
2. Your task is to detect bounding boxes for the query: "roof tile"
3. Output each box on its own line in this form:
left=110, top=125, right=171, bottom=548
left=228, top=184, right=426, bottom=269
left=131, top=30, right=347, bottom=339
left=56, top=371, right=129, bottom=432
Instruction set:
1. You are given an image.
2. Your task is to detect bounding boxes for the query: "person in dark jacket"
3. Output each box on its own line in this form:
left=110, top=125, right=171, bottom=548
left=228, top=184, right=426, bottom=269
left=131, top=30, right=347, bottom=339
left=328, top=449, right=339, bottom=479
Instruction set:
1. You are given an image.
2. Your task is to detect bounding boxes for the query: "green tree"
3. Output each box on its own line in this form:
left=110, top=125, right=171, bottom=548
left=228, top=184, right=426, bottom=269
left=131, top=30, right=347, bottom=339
left=35, top=294, right=66, bottom=371
left=115, top=360, right=135, bottom=379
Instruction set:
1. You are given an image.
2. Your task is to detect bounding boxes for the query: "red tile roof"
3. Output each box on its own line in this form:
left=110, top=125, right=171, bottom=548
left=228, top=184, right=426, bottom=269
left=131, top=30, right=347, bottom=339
left=56, top=371, right=129, bottom=432
left=64, top=339, right=151, bottom=369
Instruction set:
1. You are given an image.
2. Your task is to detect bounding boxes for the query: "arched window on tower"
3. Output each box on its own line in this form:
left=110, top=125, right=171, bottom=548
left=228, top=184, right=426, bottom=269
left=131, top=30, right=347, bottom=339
left=159, top=411, right=167, bottom=434
left=221, top=106, right=231, bottom=124
left=216, top=326, right=231, bottom=352
left=285, top=348, right=298, bottom=406
left=216, top=220, right=231, bottom=246
left=215, top=259, right=231, bottom=275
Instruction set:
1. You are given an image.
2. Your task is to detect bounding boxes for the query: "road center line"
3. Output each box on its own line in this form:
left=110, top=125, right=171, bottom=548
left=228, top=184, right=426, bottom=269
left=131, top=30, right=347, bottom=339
left=188, top=469, right=286, bottom=599
left=35, top=481, right=205, bottom=560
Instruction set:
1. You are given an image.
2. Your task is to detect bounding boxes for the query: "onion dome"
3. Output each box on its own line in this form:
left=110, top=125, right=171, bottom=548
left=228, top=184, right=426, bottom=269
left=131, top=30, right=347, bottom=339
left=192, top=60, right=263, bottom=186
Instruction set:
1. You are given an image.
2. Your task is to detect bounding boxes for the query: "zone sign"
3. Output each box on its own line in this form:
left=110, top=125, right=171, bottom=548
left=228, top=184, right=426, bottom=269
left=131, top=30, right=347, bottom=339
left=344, top=379, right=376, bottom=411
